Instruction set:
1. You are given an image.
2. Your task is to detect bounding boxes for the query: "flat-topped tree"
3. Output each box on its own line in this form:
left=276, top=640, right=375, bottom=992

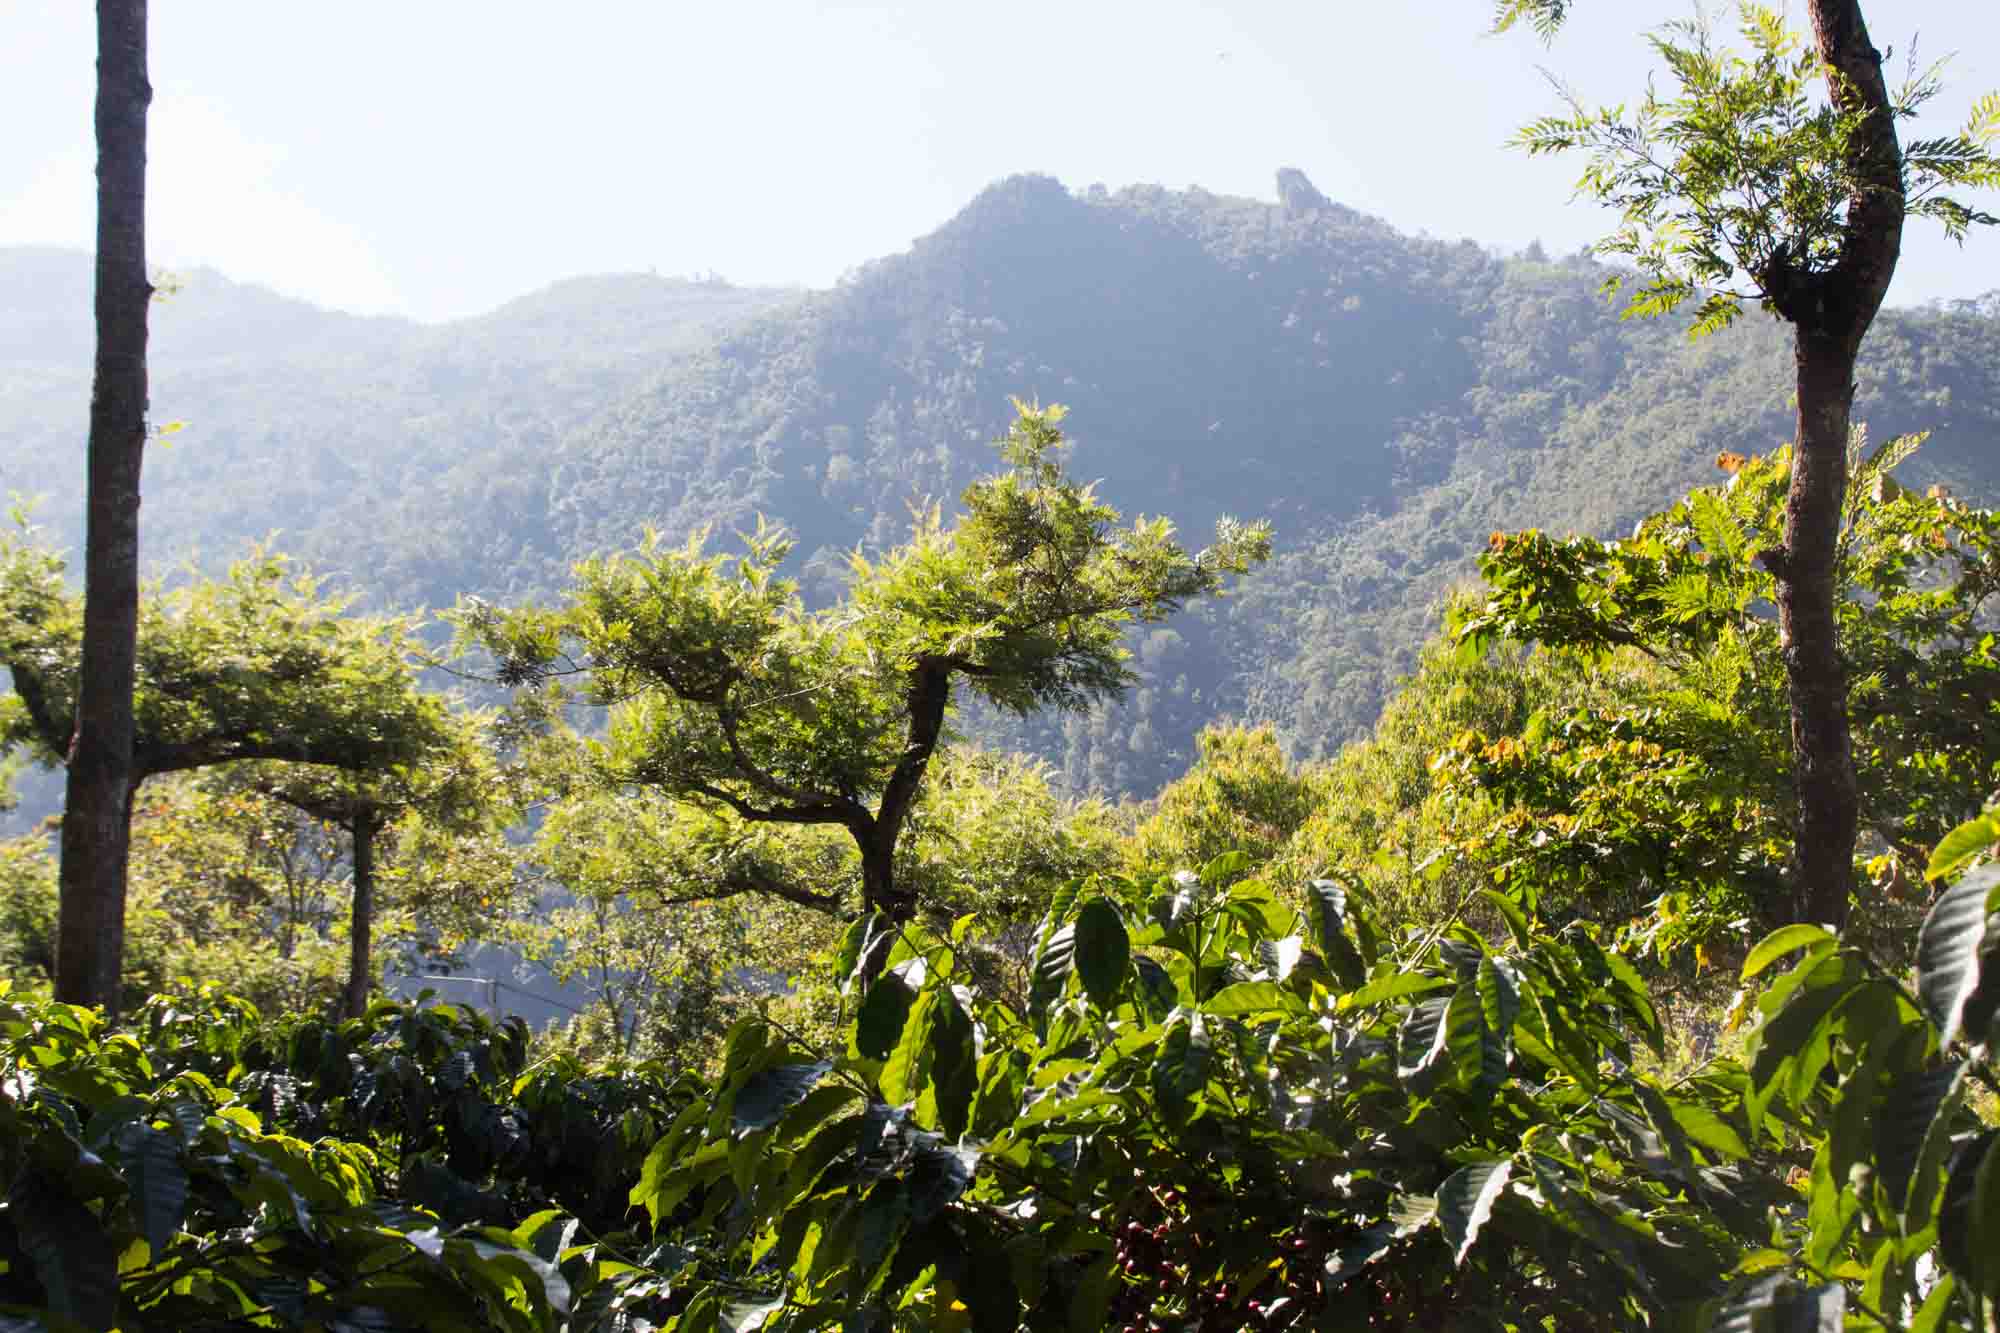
left=461, top=402, right=1269, bottom=970
left=0, top=538, right=455, bottom=1008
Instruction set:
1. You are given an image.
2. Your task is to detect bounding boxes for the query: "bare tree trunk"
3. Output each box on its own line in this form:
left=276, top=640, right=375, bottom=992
left=1781, top=334, right=1864, bottom=927
left=851, top=659, right=950, bottom=984
left=345, top=809, right=376, bottom=1019
left=57, top=0, right=151, bottom=1012
left=1764, top=0, right=1904, bottom=930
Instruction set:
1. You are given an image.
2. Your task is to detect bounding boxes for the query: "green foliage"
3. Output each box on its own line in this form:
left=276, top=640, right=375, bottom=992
left=0, top=984, right=666, bottom=1331
left=460, top=403, right=1266, bottom=921
left=623, top=865, right=1812, bottom=1330
left=0, top=533, right=454, bottom=783
left=511, top=743, right=1114, bottom=1068
left=0, top=769, right=517, bottom=1015
left=7, top=185, right=1999, bottom=803
left=1512, top=4, right=2000, bottom=334
left=1716, top=803, right=2000, bottom=1326
left=1446, top=440, right=2000, bottom=942
left=1125, top=725, right=1324, bottom=877
left=1269, top=637, right=1625, bottom=928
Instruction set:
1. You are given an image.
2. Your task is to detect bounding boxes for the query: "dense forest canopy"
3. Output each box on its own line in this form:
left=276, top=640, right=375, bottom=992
left=6, top=173, right=1998, bottom=799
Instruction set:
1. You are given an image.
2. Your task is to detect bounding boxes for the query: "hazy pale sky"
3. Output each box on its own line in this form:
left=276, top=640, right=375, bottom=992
left=4, top=2, right=1996, bottom=322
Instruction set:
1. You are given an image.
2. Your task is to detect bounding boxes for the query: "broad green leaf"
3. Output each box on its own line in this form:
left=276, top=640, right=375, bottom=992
left=1072, top=899, right=1129, bottom=1007
left=1631, top=1081, right=1695, bottom=1175
left=1442, top=985, right=1489, bottom=1092
left=856, top=975, right=917, bottom=1062
left=1322, top=1222, right=1398, bottom=1286
left=1875, top=1062, right=1966, bottom=1225
left=907, top=1142, right=979, bottom=1223
left=1479, top=888, right=1533, bottom=950
left=1201, top=849, right=1254, bottom=886
left=1746, top=952, right=1865, bottom=1103
left=1203, top=980, right=1304, bottom=1017
left=836, top=912, right=884, bottom=996
left=929, top=986, right=979, bottom=1140
left=631, top=1136, right=680, bottom=1228
left=882, top=991, right=939, bottom=1106
left=852, top=1178, right=912, bottom=1293
left=1258, top=934, right=1305, bottom=981
left=1825, top=983, right=1912, bottom=1183
left=1438, top=1160, right=1512, bottom=1265
left=1150, top=1014, right=1212, bottom=1116
left=1936, top=1129, right=1993, bottom=1292
left=10, top=1174, right=118, bottom=1330
left=1306, top=879, right=1367, bottom=990
left=1664, top=1100, right=1748, bottom=1160
left=1928, top=812, right=2000, bottom=882
left=1397, top=997, right=1453, bottom=1086
left=779, top=1082, right=863, bottom=1141
left=1475, top=957, right=1521, bottom=1087
left=1029, top=925, right=1077, bottom=1021
left=733, top=1060, right=833, bottom=1131
left=121, top=1123, right=189, bottom=1256
left=1034, top=878, right=1085, bottom=963
left=1916, top=864, right=2000, bottom=1048
left=720, top=1298, right=784, bottom=1332
left=1708, top=1279, right=1842, bottom=1333
left=1341, top=971, right=1451, bottom=1011
left=1132, top=954, right=1180, bottom=1020
left=1741, top=924, right=1837, bottom=980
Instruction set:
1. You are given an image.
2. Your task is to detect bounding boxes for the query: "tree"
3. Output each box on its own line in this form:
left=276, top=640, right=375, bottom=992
left=1497, top=0, right=1999, bottom=927
left=1, top=539, right=456, bottom=1008
left=1452, top=437, right=2000, bottom=950
left=230, top=710, right=510, bottom=1018
left=1124, top=725, right=1326, bottom=877
left=60, top=0, right=153, bottom=1010
left=462, top=402, right=1268, bottom=975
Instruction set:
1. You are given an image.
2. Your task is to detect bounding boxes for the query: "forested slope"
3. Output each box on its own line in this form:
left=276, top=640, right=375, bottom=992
left=4, top=173, right=1996, bottom=796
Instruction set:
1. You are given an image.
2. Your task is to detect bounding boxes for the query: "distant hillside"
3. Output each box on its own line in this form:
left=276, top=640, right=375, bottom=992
left=3, top=175, right=1997, bottom=797
left=0, top=254, right=796, bottom=602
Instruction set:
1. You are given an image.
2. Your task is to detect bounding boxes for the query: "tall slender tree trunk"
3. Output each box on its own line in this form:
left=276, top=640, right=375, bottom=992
left=1764, top=0, right=1904, bottom=930
left=1781, top=332, right=1863, bottom=927
left=57, top=0, right=151, bottom=1012
left=345, top=810, right=376, bottom=1019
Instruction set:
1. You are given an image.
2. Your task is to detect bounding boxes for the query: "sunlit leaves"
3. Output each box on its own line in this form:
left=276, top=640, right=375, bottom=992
left=1509, top=4, right=1999, bottom=334
left=1438, top=1160, right=1512, bottom=1265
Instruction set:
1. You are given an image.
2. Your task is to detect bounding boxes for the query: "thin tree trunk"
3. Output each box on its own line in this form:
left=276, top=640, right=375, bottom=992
left=57, top=0, right=151, bottom=1012
left=852, top=658, right=952, bottom=983
left=1780, top=333, right=1862, bottom=927
left=345, top=810, right=376, bottom=1019
left=1762, top=0, right=1904, bottom=930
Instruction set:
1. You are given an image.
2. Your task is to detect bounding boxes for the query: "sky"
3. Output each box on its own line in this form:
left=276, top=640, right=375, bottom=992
left=3, top=2, right=1996, bottom=323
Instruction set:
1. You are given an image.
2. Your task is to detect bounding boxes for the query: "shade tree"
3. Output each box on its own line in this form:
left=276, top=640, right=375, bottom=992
left=0, top=536, right=458, bottom=1009
left=1499, top=0, right=2000, bottom=926
left=460, top=402, right=1268, bottom=976
left=223, top=706, right=515, bottom=1018
left=1450, top=437, right=2000, bottom=948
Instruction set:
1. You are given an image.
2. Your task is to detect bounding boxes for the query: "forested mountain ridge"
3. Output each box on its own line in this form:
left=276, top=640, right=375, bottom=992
left=0, top=249, right=797, bottom=601
left=3, top=173, right=1997, bottom=796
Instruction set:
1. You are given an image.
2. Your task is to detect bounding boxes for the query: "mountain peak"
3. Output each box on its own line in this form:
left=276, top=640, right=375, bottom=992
left=1275, top=167, right=1331, bottom=215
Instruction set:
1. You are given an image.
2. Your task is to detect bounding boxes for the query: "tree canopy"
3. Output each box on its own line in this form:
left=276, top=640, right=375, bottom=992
left=464, top=404, right=1267, bottom=953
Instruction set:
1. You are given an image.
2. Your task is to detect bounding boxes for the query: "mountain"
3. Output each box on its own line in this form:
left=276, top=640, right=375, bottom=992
left=0, top=254, right=797, bottom=602
left=3, top=174, right=1997, bottom=797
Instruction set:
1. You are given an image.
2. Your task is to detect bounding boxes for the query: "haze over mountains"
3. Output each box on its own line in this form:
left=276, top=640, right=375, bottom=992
left=4, top=171, right=1998, bottom=798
